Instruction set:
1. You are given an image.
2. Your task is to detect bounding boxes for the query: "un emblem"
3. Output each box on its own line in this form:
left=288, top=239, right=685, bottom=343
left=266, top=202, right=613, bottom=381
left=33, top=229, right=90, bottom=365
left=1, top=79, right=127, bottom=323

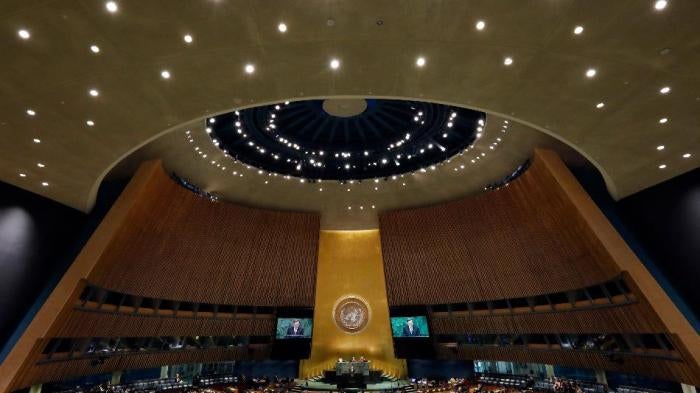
left=333, top=296, right=371, bottom=334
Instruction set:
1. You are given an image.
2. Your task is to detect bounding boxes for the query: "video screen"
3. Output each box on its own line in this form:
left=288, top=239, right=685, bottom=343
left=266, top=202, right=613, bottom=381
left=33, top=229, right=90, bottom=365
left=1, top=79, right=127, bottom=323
left=390, top=316, right=430, bottom=338
left=275, top=318, right=313, bottom=339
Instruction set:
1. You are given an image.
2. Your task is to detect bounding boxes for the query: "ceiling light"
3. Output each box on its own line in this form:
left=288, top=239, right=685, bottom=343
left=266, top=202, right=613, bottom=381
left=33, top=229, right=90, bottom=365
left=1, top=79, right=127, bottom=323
left=19, top=173, right=27, bottom=178
left=573, top=25, right=584, bottom=35
left=161, top=70, right=171, bottom=79
left=330, top=58, right=340, bottom=70
left=41, top=181, right=49, bottom=187
left=656, top=145, right=665, bottom=151
left=682, top=153, right=692, bottom=158
left=596, top=102, right=605, bottom=109
left=244, top=64, right=255, bottom=74
left=278, top=23, right=287, bottom=33
left=659, top=117, right=668, bottom=124
left=33, top=138, right=41, bottom=143
left=416, top=57, right=426, bottom=67
left=86, top=120, right=95, bottom=126
left=105, top=1, right=118, bottom=13
left=90, top=45, right=100, bottom=54
left=475, top=20, right=486, bottom=31
left=37, top=163, right=45, bottom=168
left=503, top=57, right=513, bottom=66
left=658, top=164, right=667, bottom=169
left=26, top=109, right=36, bottom=116
left=89, top=89, right=99, bottom=97
left=586, top=68, right=597, bottom=78
left=654, top=0, right=668, bottom=10
left=659, top=86, right=671, bottom=94
left=18, top=29, right=30, bottom=40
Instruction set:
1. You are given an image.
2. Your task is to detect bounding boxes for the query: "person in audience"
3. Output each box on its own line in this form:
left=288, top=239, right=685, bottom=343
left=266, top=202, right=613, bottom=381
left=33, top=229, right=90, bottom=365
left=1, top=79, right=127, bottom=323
left=402, top=318, right=422, bottom=336
left=286, top=319, right=305, bottom=337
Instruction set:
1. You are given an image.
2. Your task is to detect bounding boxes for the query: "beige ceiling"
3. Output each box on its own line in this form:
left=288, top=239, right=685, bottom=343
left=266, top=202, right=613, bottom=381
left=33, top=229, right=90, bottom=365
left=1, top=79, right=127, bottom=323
left=2, top=0, right=699, bottom=223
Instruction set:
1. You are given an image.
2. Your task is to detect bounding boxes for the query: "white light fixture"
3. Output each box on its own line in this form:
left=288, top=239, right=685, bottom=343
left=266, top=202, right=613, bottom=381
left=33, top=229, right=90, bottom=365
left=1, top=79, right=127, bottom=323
left=573, top=25, right=584, bottom=35
left=105, top=1, right=118, bottom=13
left=503, top=57, right=513, bottom=66
left=416, top=56, right=426, bottom=67
left=596, top=102, right=605, bottom=109
left=278, top=23, right=287, bottom=33
left=19, top=173, right=27, bottom=178
left=86, top=120, right=95, bottom=126
left=37, top=163, right=45, bottom=168
left=41, top=181, right=49, bottom=187
left=183, top=34, right=193, bottom=44
left=18, top=29, right=30, bottom=40
left=654, top=0, right=668, bottom=11
left=26, top=109, right=36, bottom=116
left=33, top=138, right=41, bottom=143
left=90, top=45, right=100, bottom=54
left=656, top=145, right=665, bottom=151
left=330, top=58, right=340, bottom=70
left=586, top=68, right=597, bottom=78
left=161, top=70, right=171, bottom=79
left=682, top=153, right=692, bottom=158
left=89, top=89, right=99, bottom=97
left=244, top=63, right=255, bottom=74
left=658, top=164, right=667, bottom=169
left=475, top=20, right=486, bottom=31
left=659, top=86, right=671, bottom=94
left=659, top=117, right=668, bottom=124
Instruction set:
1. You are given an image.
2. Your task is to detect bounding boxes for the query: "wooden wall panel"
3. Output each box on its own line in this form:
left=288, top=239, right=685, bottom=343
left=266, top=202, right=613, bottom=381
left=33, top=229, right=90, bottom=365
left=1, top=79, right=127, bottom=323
left=54, top=310, right=275, bottom=338
left=89, top=164, right=320, bottom=307
left=380, top=155, right=618, bottom=306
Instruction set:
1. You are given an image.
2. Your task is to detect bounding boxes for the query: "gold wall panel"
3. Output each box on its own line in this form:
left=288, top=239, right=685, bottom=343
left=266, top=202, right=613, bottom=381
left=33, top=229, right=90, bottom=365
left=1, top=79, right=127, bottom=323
left=300, top=230, right=406, bottom=378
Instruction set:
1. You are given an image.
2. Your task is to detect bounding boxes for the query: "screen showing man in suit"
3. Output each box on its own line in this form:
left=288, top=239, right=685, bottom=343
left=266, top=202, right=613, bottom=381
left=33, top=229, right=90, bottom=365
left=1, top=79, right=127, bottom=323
left=390, top=316, right=429, bottom=337
left=275, top=318, right=313, bottom=339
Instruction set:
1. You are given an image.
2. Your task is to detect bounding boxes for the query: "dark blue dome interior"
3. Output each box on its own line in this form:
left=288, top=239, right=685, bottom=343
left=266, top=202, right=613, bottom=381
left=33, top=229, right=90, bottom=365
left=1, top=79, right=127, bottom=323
left=208, top=99, right=485, bottom=181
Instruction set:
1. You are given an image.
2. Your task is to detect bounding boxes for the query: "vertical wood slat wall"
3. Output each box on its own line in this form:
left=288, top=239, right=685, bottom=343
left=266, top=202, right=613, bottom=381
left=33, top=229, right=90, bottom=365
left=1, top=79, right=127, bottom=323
left=379, top=154, right=618, bottom=306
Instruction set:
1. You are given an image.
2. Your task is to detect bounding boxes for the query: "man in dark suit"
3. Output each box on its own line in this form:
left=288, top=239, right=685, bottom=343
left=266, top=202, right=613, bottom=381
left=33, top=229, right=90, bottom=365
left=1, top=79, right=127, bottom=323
left=402, top=318, right=421, bottom=336
left=286, top=319, right=305, bottom=337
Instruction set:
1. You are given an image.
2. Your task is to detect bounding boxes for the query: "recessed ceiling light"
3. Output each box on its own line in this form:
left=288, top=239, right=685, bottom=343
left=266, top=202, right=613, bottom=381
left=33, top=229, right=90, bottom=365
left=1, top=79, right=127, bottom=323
left=330, top=58, right=340, bottom=70
left=19, top=173, right=27, bottom=178
left=86, top=120, right=95, bottom=126
left=656, top=145, right=665, bottom=151
left=682, top=153, right=692, bottom=158
left=586, top=68, right=597, bottom=78
left=105, top=1, right=118, bottom=13
left=659, top=86, right=671, bottom=94
left=33, top=138, right=41, bottom=143
left=503, top=57, right=513, bottom=66
left=278, top=23, right=287, bottom=33
left=26, top=109, right=36, bottom=116
left=37, top=163, right=45, bottom=168
left=41, top=181, right=49, bottom=186
left=416, top=56, right=426, bottom=67
left=90, top=45, right=100, bottom=54
left=654, top=0, right=668, bottom=11
left=89, top=89, right=99, bottom=97
left=475, top=20, right=486, bottom=31
left=183, top=34, right=193, bottom=44
left=596, top=102, right=605, bottom=109
left=244, top=64, right=255, bottom=74
left=18, top=29, right=30, bottom=40
left=573, top=25, right=584, bottom=35
left=161, top=70, right=171, bottom=79
left=659, top=117, right=668, bottom=124
left=658, top=164, right=667, bottom=169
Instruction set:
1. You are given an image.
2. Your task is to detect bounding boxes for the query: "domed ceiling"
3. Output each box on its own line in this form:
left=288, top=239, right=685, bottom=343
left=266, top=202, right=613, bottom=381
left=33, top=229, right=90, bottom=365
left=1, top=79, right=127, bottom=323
left=207, top=99, right=484, bottom=181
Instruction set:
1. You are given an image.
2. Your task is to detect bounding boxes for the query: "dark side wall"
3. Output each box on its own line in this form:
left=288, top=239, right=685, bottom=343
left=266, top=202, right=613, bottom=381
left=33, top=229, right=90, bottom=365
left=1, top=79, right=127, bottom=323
left=571, top=165, right=700, bottom=332
left=0, top=180, right=126, bottom=362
